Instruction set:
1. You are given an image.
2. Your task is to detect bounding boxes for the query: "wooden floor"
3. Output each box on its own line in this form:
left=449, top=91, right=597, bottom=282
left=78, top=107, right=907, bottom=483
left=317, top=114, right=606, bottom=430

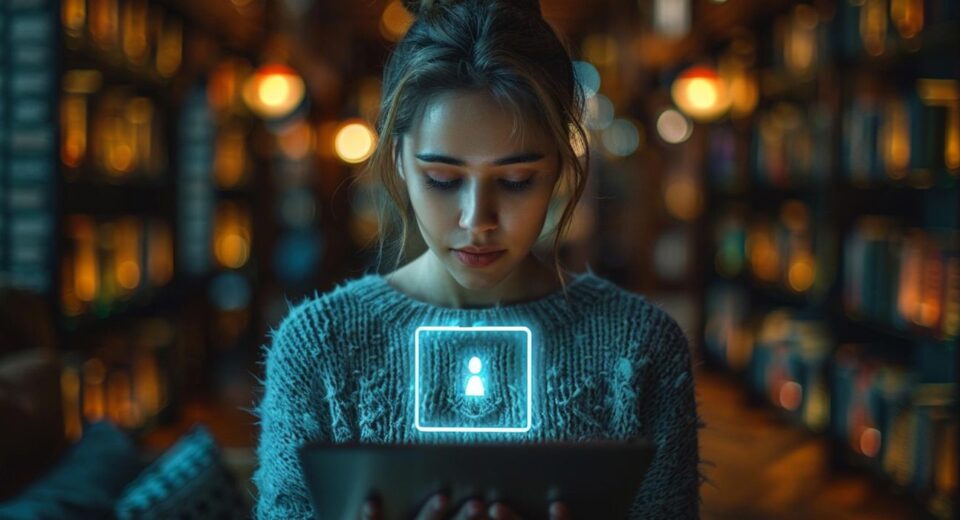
left=142, top=367, right=936, bottom=519
left=696, top=368, right=930, bottom=520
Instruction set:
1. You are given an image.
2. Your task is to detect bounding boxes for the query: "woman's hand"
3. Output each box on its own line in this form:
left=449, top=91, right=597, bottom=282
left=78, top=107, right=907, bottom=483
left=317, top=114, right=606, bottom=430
left=358, top=493, right=572, bottom=520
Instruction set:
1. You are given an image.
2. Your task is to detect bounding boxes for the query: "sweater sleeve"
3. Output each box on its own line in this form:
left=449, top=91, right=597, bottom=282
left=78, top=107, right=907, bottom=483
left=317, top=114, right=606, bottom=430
left=252, top=301, right=331, bottom=520
left=629, top=308, right=706, bottom=519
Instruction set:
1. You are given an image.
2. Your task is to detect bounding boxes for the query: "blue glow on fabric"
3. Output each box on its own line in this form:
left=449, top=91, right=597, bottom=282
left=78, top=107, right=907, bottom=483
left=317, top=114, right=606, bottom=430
left=414, top=325, right=533, bottom=433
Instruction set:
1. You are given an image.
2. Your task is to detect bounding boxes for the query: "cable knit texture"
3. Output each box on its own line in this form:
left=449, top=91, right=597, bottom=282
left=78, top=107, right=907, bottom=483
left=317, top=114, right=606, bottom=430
left=251, top=269, right=707, bottom=519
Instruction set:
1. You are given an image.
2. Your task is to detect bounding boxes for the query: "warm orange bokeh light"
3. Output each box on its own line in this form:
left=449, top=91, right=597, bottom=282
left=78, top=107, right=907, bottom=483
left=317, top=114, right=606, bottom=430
left=242, top=64, right=305, bottom=119
left=671, top=65, right=731, bottom=121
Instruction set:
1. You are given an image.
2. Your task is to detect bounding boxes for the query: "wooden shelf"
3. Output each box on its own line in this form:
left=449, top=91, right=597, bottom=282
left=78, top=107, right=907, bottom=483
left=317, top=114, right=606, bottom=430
left=62, top=40, right=173, bottom=97
left=61, top=178, right=171, bottom=217
left=59, top=282, right=181, bottom=346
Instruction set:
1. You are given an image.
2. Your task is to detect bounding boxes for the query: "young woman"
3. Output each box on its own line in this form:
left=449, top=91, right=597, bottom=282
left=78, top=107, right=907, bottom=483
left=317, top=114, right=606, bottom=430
left=252, top=0, right=706, bottom=518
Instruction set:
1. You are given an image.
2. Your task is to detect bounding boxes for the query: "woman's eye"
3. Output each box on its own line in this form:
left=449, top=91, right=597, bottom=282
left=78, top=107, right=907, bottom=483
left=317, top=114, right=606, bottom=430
left=423, top=176, right=534, bottom=192
left=424, top=177, right=460, bottom=191
left=500, top=178, right=534, bottom=191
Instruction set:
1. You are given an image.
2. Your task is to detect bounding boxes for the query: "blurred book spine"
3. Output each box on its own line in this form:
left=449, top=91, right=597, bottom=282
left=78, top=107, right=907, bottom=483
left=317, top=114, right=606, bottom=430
left=0, top=1, right=56, bottom=292
left=844, top=217, right=959, bottom=341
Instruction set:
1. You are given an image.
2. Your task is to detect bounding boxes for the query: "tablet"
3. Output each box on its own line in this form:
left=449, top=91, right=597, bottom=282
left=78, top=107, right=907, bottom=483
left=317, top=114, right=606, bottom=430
left=299, top=439, right=655, bottom=520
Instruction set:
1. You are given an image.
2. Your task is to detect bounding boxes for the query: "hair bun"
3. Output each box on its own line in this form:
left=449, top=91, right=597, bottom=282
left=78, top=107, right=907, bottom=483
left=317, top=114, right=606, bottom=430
left=401, top=0, right=541, bottom=18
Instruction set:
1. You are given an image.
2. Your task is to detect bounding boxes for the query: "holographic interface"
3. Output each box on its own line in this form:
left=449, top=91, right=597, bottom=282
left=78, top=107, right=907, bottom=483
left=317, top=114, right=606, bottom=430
left=414, top=326, right=532, bottom=433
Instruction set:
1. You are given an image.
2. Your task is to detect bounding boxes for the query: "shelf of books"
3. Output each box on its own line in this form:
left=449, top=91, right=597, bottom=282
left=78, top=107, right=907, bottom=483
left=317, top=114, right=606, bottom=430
left=176, top=55, right=265, bottom=410
left=59, top=0, right=187, bottom=439
left=0, top=0, right=266, bottom=441
left=700, top=1, right=958, bottom=518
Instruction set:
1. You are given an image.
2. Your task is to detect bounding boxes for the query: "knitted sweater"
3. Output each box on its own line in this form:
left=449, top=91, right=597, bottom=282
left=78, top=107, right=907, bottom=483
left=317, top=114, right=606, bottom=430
left=251, top=269, right=706, bottom=519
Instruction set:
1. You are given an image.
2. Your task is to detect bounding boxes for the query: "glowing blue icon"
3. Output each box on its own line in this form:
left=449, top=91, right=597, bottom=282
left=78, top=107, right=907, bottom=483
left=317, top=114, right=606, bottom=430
left=414, top=325, right=532, bottom=433
left=465, top=356, right=485, bottom=397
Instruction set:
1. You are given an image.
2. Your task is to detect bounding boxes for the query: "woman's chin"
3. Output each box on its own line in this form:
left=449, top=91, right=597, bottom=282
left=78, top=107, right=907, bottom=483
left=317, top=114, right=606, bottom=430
left=446, top=257, right=513, bottom=290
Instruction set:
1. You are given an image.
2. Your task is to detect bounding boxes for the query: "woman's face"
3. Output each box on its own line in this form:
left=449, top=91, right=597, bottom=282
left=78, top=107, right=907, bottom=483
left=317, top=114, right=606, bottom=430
left=398, top=90, right=561, bottom=290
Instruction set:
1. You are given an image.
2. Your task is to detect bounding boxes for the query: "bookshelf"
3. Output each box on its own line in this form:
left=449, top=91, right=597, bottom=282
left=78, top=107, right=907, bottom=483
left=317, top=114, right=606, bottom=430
left=0, top=0, right=267, bottom=441
left=57, top=0, right=187, bottom=438
left=700, top=1, right=958, bottom=518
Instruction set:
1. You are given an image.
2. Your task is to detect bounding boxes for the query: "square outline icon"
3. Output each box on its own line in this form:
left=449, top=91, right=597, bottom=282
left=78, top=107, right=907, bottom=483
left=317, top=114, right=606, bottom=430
left=414, top=325, right=532, bottom=433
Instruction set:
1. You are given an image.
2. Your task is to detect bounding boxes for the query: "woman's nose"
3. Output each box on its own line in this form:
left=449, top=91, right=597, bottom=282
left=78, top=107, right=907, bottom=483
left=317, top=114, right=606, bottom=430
left=459, top=182, right=498, bottom=233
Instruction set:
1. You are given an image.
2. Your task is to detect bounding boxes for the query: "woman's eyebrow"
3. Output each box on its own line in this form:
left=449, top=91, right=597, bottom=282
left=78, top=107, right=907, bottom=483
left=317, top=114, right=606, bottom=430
left=414, top=152, right=545, bottom=166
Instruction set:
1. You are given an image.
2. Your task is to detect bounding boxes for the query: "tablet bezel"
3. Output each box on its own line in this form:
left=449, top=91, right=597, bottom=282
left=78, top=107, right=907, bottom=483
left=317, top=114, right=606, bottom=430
left=299, top=439, right=655, bottom=520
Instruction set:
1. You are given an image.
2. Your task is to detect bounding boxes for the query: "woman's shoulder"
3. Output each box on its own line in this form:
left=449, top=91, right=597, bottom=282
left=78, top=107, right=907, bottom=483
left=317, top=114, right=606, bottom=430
left=579, top=271, right=689, bottom=353
left=266, top=274, right=377, bottom=354
left=279, top=273, right=378, bottom=321
left=578, top=271, right=677, bottom=322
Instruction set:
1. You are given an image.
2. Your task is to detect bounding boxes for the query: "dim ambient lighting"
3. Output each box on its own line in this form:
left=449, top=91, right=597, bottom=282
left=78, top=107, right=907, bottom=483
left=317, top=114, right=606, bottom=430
left=63, top=69, right=103, bottom=94
left=335, top=120, right=377, bottom=164
left=917, top=79, right=960, bottom=172
left=277, top=119, right=314, bottom=160
left=156, top=17, right=183, bottom=78
left=778, top=381, right=803, bottom=411
left=242, top=64, right=306, bottom=120
left=572, top=60, right=601, bottom=98
left=214, top=126, right=248, bottom=188
left=861, top=0, right=887, bottom=56
left=585, top=93, right=614, bottom=130
left=381, top=0, right=414, bottom=42
left=656, top=109, right=692, bottom=144
left=663, top=173, right=702, bottom=221
left=784, top=4, right=819, bottom=77
left=147, top=221, right=174, bottom=286
left=115, top=218, right=142, bottom=291
left=600, top=118, right=642, bottom=157
left=213, top=202, right=252, bottom=269
left=671, top=65, right=731, bottom=122
left=61, top=95, right=87, bottom=168
left=859, top=427, right=882, bottom=457
left=890, top=0, right=924, bottom=39
left=581, top=34, right=618, bottom=70
left=748, top=224, right=781, bottom=282
left=62, top=0, right=86, bottom=38
left=68, top=216, right=98, bottom=303
left=718, top=44, right=759, bottom=118
left=653, top=0, right=691, bottom=37
left=881, top=100, right=911, bottom=179
left=61, top=366, right=83, bottom=441
left=82, top=359, right=106, bottom=422
left=122, top=0, right=149, bottom=64
left=788, top=251, right=817, bottom=292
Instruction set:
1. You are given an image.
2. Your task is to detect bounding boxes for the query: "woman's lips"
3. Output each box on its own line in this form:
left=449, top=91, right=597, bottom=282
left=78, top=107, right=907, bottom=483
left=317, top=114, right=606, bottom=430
left=452, top=249, right=506, bottom=268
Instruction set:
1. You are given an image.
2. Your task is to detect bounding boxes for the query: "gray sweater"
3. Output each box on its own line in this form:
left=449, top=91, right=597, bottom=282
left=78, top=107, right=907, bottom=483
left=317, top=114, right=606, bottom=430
left=252, top=269, right=706, bottom=519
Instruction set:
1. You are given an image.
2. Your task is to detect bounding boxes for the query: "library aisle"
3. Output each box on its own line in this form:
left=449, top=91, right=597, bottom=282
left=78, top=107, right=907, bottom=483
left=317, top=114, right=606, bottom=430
left=697, top=367, right=927, bottom=520
left=0, top=0, right=956, bottom=518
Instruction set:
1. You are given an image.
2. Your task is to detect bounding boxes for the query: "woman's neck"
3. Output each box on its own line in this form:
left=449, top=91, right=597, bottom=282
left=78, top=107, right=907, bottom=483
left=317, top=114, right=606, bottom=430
left=385, top=251, right=564, bottom=309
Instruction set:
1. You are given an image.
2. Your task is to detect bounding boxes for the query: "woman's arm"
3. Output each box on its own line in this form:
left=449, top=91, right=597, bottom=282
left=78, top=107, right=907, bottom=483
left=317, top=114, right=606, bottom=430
left=630, top=309, right=707, bottom=519
left=252, top=302, right=333, bottom=520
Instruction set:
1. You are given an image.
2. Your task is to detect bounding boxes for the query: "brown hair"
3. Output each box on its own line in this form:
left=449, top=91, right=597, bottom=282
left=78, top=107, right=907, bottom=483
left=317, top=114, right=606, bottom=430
left=362, top=0, right=590, bottom=297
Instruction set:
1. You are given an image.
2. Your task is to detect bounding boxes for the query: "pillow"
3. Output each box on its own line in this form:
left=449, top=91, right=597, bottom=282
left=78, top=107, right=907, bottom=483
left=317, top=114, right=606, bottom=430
left=0, top=420, right=144, bottom=520
left=114, top=424, right=248, bottom=520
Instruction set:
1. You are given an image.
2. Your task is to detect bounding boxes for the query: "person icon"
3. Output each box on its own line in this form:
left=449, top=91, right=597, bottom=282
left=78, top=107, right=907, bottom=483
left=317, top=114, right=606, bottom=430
left=465, top=356, right=485, bottom=397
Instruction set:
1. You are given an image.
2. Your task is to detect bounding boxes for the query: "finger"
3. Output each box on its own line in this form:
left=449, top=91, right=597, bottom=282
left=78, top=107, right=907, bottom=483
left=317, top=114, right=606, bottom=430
left=413, top=493, right=450, bottom=520
left=548, top=501, right=570, bottom=520
left=451, top=498, right=487, bottom=520
left=488, top=501, right=522, bottom=520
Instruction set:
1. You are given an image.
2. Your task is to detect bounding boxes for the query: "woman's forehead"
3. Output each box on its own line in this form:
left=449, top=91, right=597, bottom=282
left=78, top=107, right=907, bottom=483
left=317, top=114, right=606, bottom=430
left=408, top=91, right=553, bottom=155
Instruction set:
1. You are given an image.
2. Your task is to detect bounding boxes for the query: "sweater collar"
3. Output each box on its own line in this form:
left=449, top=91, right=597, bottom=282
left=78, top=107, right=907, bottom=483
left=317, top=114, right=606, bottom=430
left=352, top=269, right=610, bottom=324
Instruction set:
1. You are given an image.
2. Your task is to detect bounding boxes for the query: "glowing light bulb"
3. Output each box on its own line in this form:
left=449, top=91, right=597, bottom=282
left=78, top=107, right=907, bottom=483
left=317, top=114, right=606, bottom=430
left=242, top=64, right=305, bottom=120
left=334, top=120, right=377, bottom=164
left=671, top=65, right=731, bottom=121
